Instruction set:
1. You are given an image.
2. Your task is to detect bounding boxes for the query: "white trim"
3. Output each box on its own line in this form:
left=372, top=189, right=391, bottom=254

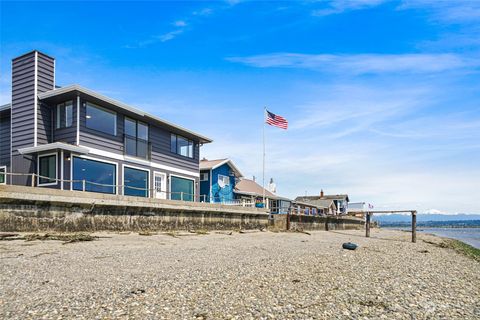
left=38, top=84, right=212, bottom=143
left=200, top=171, right=209, bottom=181
left=218, top=174, right=230, bottom=186
left=34, top=51, right=38, bottom=147
left=83, top=146, right=199, bottom=177
left=200, top=158, right=243, bottom=178
left=209, top=169, right=212, bottom=203
left=0, top=166, right=6, bottom=185
left=169, top=173, right=196, bottom=201
left=18, top=142, right=89, bottom=155
left=122, top=164, right=151, bottom=198
left=153, top=171, right=167, bottom=200
left=37, top=152, right=58, bottom=186
left=60, top=150, right=64, bottom=190
left=72, top=154, right=119, bottom=195
left=76, top=95, right=80, bottom=145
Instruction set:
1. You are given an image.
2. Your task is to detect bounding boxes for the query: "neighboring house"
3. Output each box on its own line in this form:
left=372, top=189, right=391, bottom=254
left=294, top=197, right=337, bottom=215
left=199, top=158, right=243, bottom=203
left=233, top=178, right=291, bottom=213
left=0, top=50, right=212, bottom=201
left=291, top=200, right=321, bottom=216
left=294, top=190, right=349, bottom=215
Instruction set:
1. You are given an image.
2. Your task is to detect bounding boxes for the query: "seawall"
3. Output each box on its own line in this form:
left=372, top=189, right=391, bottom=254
left=0, top=185, right=364, bottom=232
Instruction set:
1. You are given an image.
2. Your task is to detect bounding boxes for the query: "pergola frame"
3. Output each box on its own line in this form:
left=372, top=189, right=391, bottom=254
left=365, top=210, right=418, bottom=243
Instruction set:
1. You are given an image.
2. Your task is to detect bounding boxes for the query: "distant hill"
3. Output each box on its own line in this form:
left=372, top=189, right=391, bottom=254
left=373, top=214, right=480, bottom=227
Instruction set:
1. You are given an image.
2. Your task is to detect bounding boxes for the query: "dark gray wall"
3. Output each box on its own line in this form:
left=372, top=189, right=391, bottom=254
left=11, top=51, right=55, bottom=186
left=36, top=53, right=55, bottom=144
left=0, top=110, right=11, bottom=168
left=78, top=98, right=200, bottom=173
left=53, top=99, right=77, bottom=144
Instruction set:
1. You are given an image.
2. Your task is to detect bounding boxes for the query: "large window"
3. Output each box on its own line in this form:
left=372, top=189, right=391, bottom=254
left=0, top=166, right=5, bottom=184
left=56, top=101, right=73, bottom=129
left=218, top=174, right=230, bottom=186
left=38, top=154, right=57, bottom=185
left=170, top=134, right=194, bottom=158
left=73, top=157, right=116, bottom=194
left=124, top=117, right=149, bottom=159
left=124, top=166, right=149, bottom=197
left=170, top=175, right=194, bottom=202
left=86, top=103, right=116, bottom=135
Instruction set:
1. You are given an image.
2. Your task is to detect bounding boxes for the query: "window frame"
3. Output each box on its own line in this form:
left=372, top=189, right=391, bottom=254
left=71, top=155, right=118, bottom=194
left=37, top=152, right=58, bottom=186
left=200, top=172, right=209, bottom=181
left=0, top=166, right=6, bottom=185
left=124, top=117, right=149, bottom=159
left=122, top=164, right=150, bottom=198
left=85, top=102, right=117, bottom=136
left=217, top=174, right=230, bottom=186
left=170, top=133, right=194, bottom=159
left=56, top=101, right=73, bottom=129
left=169, top=173, right=195, bottom=202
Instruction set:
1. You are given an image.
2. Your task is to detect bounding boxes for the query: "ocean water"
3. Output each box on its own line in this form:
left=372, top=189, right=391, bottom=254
left=388, top=227, right=480, bottom=249
left=419, top=228, right=480, bottom=249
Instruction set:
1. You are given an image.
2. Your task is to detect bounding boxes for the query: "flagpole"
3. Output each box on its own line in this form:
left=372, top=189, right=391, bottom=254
left=262, top=107, right=266, bottom=208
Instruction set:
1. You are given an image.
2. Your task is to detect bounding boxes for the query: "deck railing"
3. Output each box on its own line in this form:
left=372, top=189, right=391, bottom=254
left=0, top=172, right=260, bottom=207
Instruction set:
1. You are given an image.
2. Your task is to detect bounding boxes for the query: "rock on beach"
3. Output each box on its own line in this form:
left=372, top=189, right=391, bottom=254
left=0, top=229, right=479, bottom=319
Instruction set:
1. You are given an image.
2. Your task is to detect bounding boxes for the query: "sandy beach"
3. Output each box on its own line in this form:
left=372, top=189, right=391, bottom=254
left=1, top=229, right=479, bottom=319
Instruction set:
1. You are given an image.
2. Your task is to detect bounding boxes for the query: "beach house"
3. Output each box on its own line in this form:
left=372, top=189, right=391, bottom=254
left=294, top=190, right=348, bottom=215
left=233, top=177, right=291, bottom=213
left=0, top=50, right=212, bottom=201
left=199, top=158, right=243, bottom=203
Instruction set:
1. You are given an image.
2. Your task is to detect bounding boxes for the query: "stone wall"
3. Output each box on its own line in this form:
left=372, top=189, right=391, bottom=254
left=0, top=185, right=364, bottom=232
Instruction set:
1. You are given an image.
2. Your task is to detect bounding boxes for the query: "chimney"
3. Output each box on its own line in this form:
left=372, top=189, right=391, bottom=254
left=320, top=189, right=324, bottom=197
left=252, top=175, right=256, bottom=182
left=11, top=50, right=55, bottom=185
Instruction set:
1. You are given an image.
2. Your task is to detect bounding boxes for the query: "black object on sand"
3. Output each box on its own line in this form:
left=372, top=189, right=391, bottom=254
left=342, top=242, right=358, bottom=250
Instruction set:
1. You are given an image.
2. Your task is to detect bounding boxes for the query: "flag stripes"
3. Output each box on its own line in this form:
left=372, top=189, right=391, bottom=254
left=266, top=110, right=288, bottom=129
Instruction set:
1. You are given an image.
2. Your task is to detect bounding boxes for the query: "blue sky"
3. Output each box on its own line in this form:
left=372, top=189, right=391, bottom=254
left=1, top=0, right=479, bottom=213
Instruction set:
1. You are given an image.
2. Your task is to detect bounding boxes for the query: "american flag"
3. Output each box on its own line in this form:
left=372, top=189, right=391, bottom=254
left=266, top=110, right=288, bottom=129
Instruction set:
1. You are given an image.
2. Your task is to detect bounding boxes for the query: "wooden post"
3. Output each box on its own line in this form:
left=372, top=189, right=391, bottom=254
left=412, top=211, right=417, bottom=243
left=286, top=208, right=291, bottom=231
left=31, top=174, right=35, bottom=187
left=366, top=212, right=371, bottom=238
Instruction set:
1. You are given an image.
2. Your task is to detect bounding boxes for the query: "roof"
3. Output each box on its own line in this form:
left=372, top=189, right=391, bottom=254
left=299, top=194, right=349, bottom=202
left=37, top=84, right=212, bottom=144
left=18, top=142, right=90, bottom=155
left=200, top=158, right=243, bottom=178
left=234, top=178, right=278, bottom=199
left=295, top=197, right=337, bottom=209
left=0, top=103, right=11, bottom=112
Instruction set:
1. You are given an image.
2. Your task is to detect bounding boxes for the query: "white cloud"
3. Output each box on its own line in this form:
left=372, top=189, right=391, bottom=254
left=173, top=20, right=187, bottom=27
left=157, top=29, right=184, bottom=42
left=227, top=52, right=478, bottom=74
left=312, top=0, right=387, bottom=16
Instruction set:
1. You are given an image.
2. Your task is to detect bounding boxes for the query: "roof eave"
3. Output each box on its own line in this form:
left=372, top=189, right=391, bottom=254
left=38, top=84, right=213, bottom=144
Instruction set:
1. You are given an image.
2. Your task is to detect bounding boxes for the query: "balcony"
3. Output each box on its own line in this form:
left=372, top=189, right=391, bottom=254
left=124, top=134, right=151, bottom=160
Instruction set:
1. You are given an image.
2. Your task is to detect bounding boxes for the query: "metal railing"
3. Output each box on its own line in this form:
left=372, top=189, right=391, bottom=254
left=0, top=172, right=260, bottom=207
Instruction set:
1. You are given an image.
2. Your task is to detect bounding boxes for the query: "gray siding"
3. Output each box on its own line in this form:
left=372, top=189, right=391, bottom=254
left=79, top=99, right=124, bottom=154
left=11, top=52, right=36, bottom=152
left=36, top=53, right=55, bottom=145
left=150, top=126, right=199, bottom=172
left=53, top=99, right=78, bottom=144
left=11, top=51, right=55, bottom=186
left=78, top=99, right=200, bottom=173
left=0, top=110, right=11, bottom=166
